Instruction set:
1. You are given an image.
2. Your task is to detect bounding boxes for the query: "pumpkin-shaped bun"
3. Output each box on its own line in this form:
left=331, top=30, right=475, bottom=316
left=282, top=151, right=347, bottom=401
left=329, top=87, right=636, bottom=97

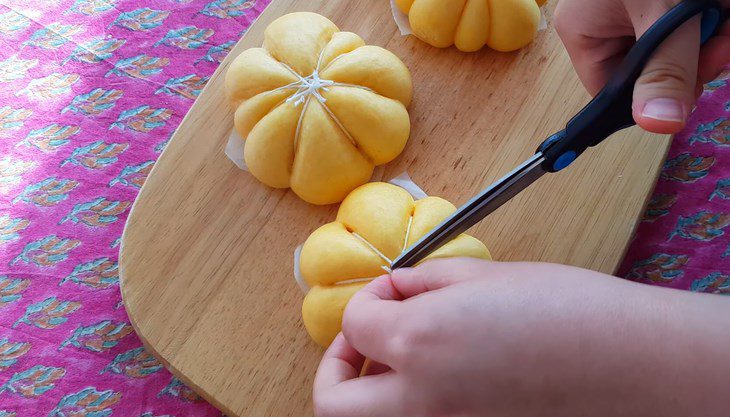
left=395, top=0, right=546, bottom=52
left=300, top=182, right=491, bottom=347
left=225, top=13, right=413, bottom=205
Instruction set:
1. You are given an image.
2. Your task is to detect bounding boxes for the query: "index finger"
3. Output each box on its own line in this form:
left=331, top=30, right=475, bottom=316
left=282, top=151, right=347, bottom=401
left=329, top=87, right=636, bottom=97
left=553, top=0, right=636, bottom=95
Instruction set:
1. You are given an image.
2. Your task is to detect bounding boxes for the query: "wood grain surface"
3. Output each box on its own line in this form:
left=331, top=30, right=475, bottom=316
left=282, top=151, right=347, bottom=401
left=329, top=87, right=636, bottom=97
left=119, top=1, right=671, bottom=415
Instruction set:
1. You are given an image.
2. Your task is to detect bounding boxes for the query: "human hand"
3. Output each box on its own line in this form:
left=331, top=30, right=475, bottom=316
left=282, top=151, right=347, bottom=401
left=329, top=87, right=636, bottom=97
left=313, top=258, right=729, bottom=417
left=554, top=0, right=729, bottom=134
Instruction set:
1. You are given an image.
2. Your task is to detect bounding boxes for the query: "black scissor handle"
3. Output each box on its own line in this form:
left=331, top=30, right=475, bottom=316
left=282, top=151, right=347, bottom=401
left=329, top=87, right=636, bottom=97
left=539, top=0, right=724, bottom=173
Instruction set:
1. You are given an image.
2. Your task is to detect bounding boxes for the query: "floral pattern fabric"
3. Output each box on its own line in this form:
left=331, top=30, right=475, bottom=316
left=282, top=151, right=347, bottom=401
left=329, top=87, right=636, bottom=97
left=619, top=70, right=730, bottom=294
left=0, top=0, right=268, bottom=415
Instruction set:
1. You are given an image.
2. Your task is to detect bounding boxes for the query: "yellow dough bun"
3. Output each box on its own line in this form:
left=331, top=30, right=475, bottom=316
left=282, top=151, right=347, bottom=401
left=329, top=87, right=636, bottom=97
left=225, top=13, right=413, bottom=205
left=395, top=0, right=546, bottom=52
left=299, top=182, right=491, bottom=347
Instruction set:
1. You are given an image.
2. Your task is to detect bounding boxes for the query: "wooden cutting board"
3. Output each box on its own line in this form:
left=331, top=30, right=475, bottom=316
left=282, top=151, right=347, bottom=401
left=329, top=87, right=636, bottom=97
left=119, top=0, right=671, bottom=415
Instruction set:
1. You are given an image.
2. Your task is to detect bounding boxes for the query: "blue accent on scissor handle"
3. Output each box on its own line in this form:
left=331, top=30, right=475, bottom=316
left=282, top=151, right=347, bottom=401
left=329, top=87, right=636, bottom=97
left=538, top=0, right=724, bottom=173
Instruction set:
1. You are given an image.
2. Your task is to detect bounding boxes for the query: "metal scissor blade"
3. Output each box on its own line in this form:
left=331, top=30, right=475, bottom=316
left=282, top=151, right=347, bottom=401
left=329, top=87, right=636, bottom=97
left=391, top=153, right=547, bottom=269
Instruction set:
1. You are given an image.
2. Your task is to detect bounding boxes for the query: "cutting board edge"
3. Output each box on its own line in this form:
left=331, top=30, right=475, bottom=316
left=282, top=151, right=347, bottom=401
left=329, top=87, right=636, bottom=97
left=117, top=178, right=241, bottom=416
left=609, top=133, right=673, bottom=276
left=120, top=274, right=235, bottom=416
left=117, top=5, right=281, bottom=415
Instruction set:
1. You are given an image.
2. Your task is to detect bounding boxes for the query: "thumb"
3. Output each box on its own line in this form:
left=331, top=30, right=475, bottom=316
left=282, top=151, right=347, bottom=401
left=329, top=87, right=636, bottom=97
left=632, top=14, right=701, bottom=134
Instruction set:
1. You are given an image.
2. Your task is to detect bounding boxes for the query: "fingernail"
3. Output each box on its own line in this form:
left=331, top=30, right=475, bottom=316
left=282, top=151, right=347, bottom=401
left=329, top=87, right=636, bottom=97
left=389, top=267, right=414, bottom=278
left=641, top=98, right=686, bottom=122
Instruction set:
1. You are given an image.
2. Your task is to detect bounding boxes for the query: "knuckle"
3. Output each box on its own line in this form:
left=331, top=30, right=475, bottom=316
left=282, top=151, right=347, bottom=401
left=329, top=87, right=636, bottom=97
left=431, top=274, right=450, bottom=289
left=387, top=316, right=435, bottom=370
left=639, top=63, right=693, bottom=89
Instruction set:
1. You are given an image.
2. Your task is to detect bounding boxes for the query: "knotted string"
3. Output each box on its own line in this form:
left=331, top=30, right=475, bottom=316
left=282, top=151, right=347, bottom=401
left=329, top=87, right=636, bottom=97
left=284, top=69, right=335, bottom=106
left=266, top=46, right=383, bottom=154
left=271, top=50, right=364, bottom=150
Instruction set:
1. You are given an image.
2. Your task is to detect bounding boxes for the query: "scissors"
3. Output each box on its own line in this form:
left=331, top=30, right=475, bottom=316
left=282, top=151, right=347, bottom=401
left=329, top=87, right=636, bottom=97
left=392, top=0, right=725, bottom=269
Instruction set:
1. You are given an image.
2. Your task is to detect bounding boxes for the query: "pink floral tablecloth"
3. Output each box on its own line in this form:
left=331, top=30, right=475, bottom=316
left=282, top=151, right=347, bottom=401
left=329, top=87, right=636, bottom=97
left=0, top=0, right=728, bottom=415
left=619, top=70, right=730, bottom=291
left=0, top=0, right=269, bottom=415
